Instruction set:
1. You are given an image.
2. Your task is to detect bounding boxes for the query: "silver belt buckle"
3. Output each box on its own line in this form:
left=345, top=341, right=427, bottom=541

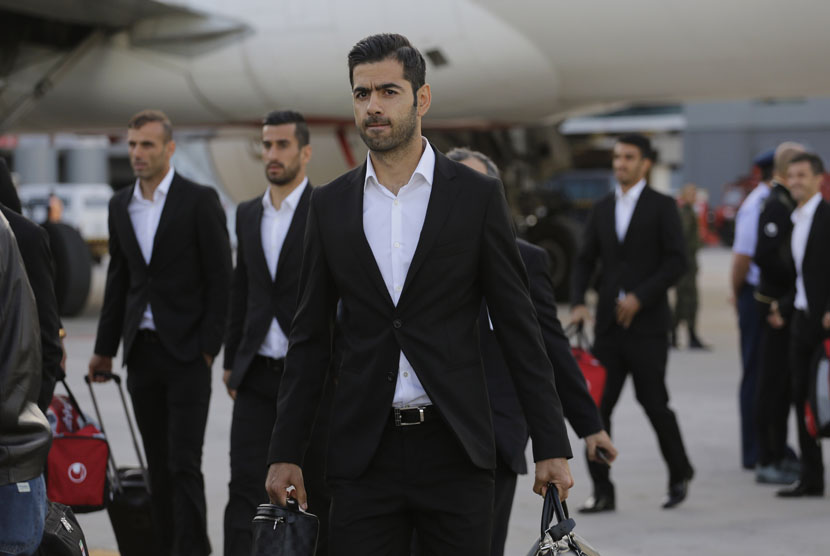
left=395, top=407, right=425, bottom=426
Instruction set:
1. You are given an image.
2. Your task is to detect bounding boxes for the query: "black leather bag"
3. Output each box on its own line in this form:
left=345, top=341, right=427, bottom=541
left=526, top=485, right=601, bottom=556
left=250, top=499, right=319, bottom=556
left=35, top=501, right=89, bottom=556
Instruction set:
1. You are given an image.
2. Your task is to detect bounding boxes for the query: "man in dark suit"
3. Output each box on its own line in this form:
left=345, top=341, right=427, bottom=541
left=88, top=110, right=232, bottom=555
left=265, top=34, right=573, bottom=556
left=0, top=158, right=63, bottom=411
left=447, top=147, right=616, bottom=556
left=767, top=152, right=830, bottom=498
left=222, top=110, right=330, bottom=556
left=571, top=134, right=694, bottom=511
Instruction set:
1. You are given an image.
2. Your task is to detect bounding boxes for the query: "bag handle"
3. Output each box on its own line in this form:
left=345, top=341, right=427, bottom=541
left=564, top=322, right=592, bottom=351
left=540, top=483, right=576, bottom=542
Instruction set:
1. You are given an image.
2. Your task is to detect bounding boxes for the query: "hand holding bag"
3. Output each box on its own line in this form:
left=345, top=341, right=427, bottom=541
left=526, top=485, right=601, bottom=556
left=250, top=498, right=319, bottom=556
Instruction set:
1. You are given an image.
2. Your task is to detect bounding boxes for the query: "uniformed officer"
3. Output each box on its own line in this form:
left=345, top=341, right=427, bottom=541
left=673, top=183, right=707, bottom=349
left=753, top=142, right=805, bottom=484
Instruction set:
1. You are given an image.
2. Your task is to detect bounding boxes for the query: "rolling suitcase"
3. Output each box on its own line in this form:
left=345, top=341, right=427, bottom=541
left=85, top=371, right=156, bottom=556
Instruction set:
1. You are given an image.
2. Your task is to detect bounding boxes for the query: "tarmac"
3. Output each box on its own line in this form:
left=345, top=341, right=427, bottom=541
left=61, top=247, right=830, bottom=555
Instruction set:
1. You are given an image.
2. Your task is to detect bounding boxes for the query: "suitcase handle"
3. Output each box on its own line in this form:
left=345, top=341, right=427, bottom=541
left=564, top=322, right=593, bottom=351
left=84, top=372, right=149, bottom=493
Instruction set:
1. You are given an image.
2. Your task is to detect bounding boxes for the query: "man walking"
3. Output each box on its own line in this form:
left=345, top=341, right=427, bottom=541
left=88, top=110, right=232, bottom=555
left=571, top=134, right=694, bottom=511
left=265, top=34, right=573, bottom=555
left=223, top=111, right=330, bottom=556
left=448, top=147, right=616, bottom=556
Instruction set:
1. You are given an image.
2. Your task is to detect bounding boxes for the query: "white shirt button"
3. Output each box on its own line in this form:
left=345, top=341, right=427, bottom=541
left=393, top=199, right=399, bottom=206
left=395, top=285, right=402, bottom=292
left=393, top=241, right=400, bottom=248
left=403, top=372, right=409, bottom=378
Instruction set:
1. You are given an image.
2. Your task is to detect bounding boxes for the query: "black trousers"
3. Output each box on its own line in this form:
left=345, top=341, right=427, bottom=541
left=223, top=356, right=332, bottom=556
left=589, top=331, right=692, bottom=491
left=490, top=456, right=519, bottom=556
left=737, top=284, right=761, bottom=468
left=329, top=414, right=494, bottom=556
left=756, top=307, right=793, bottom=467
left=126, top=331, right=211, bottom=556
left=789, top=311, right=825, bottom=489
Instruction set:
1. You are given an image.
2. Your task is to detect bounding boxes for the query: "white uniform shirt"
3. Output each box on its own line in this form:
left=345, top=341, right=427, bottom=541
left=128, top=166, right=175, bottom=330
left=614, top=179, right=646, bottom=242
left=258, top=178, right=308, bottom=359
left=790, top=192, right=822, bottom=312
left=363, top=138, right=434, bottom=408
left=733, top=182, right=771, bottom=287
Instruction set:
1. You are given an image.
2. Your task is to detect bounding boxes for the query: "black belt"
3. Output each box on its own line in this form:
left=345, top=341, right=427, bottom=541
left=254, top=354, right=285, bottom=371
left=389, top=405, right=437, bottom=427
left=136, top=329, right=159, bottom=342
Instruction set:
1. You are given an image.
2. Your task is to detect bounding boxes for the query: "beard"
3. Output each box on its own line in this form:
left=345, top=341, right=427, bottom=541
left=265, top=159, right=301, bottom=186
left=358, top=104, right=418, bottom=153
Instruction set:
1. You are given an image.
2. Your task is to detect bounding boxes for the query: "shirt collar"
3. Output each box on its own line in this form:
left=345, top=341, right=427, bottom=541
left=133, top=166, right=175, bottom=202
left=262, top=177, right=308, bottom=212
left=615, top=178, right=646, bottom=202
left=364, top=137, right=435, bottom=192
left=792, top=191, right=822, bottom=224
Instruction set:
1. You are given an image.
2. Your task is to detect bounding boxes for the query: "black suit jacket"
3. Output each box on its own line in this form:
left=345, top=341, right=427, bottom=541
left=268, top=148, right=571, bottom=479
left=95, top=173, right=232, bottom=363
left=482, top=239, right=603, bottom=475
left=1, top=204, right=63, bottom=411
left=786, top=200, right=830, bottom=328
left=572, top=185, right=687, bottom=337
left=223, top=185, right=312, bottom=389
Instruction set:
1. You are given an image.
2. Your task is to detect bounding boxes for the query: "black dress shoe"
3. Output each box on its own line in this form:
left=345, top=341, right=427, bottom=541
left=578, top=493, right=615, bottom=513
left=776, top=481, right=824, bottom=498
left=663, top=468, right=694, bottom=509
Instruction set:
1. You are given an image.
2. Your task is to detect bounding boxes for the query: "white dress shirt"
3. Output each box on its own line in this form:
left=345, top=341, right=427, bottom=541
left=258, top=178, right=308, bottom=359
left=363, top=138, right=434, bottom=408
left=733, top=182, right=771, bottom=287
left=614, top=179, right=647, bottom=242
left=128, top=166, right=175, bottom=330
left=791, top=192, right=822, bottom=311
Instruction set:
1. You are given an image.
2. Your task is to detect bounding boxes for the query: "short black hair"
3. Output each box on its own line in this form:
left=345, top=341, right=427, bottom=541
left=348, top=33, right=426, bottom=101
left=789, top=152, right=825, bottom=176
left=262, top=110, right=310, bottom=147
left=759, top=164, right=774, bottom=182
left=616, top=133, right=656, bottom=162
left=129, top=109, right=173, bottom=142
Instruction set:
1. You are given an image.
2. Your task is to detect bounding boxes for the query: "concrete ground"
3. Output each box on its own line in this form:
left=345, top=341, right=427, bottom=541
left=62, top=247, right=829, bottom=555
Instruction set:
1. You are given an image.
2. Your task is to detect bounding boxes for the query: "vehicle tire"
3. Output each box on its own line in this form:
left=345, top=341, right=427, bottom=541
left=42, top=222, right=91, bottom=317
left=527, top=218, right=577, bottom=302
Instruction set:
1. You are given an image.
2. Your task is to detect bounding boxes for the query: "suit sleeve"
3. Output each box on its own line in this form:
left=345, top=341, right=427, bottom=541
left=525, top=246, right=603, bottom=438
left=269, top=189, right=339, bottom=466
left=571, top=203, right=601, bottom=306
left=197, top=188, right=232, bottom=358
left=94, top=198, right=129, bottom=357
left=480, top=181, right=572, bottom=462
left=223, top=205, right=247, bottom=370
left=24, top=225, right=63, bottom=409
left=632, top=197, right=687, bottom=308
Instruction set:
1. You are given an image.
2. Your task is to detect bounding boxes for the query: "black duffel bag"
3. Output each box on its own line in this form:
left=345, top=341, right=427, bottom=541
left=526, top=485, right=601, bottom=556
left=250, top=498, right=319, bottom=556
left=35, top=501, right=89, bottom=556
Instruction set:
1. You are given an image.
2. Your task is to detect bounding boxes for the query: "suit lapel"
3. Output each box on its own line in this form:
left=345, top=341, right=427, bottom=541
left=248, top=199, right=271, bottom=282
left=622, top=185, right=649, bottom=250
left=274, top=184, right=311, bottom=284
left=115, top=187, right=146, bottom=267
left=803, top=199, right=826, bottom=271
left=399, top=151, right=460, bottom=303
left=344, top=164, right=395, bottom=308
left=150, top=174, right=185, bottom=266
